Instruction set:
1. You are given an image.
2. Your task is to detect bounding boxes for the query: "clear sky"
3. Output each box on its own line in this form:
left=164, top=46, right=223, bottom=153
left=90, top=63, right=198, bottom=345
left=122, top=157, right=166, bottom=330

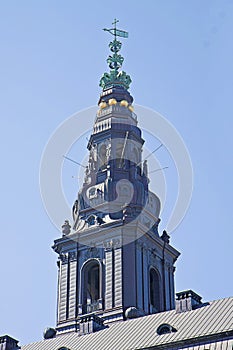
left=0, top=0, right=232, bottom=345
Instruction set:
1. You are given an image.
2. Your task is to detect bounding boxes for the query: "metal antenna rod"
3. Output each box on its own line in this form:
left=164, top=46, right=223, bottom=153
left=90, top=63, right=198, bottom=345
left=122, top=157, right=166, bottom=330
left=63, top=155, right=86, bottom=168
left=119, top=131, right=129, bottom=168
left=137, top=143, right=163, bottom=166
left=149, top=166, right=168, bottom=174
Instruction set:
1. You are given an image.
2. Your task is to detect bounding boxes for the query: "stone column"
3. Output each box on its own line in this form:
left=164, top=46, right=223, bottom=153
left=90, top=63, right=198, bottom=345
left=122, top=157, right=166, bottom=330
left=57, top=253, right=69, bottom=322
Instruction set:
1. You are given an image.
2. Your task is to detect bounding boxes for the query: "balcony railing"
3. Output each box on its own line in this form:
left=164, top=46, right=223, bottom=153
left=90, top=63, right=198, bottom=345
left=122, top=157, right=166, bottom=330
left=80, top=299, right=103, bottom=315
left=96, top=104, right=137, bottom=122
left=86, top=300, right=100, bottom=313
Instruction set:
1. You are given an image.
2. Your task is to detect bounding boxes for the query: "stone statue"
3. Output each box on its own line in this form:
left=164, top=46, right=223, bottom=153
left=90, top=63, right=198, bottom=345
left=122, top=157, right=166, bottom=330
left=143, top=160, right=148, bottom=177
left=72, top=200, right=79, bottom=222
left=61, top=220, right=71, bottom=236
left=106, top=142, right=111, bottom=161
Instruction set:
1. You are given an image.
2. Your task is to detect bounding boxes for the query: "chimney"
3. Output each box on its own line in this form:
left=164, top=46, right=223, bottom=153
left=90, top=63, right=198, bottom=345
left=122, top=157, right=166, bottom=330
left=0, top=335, right=19, bottom=350
left=79, top=314, right=105, bottom=335
left=176, top=290, right=202, bottom=313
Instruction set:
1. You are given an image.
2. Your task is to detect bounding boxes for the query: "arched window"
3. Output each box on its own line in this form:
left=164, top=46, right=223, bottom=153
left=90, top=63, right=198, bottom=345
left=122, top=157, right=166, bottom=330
left=99, top=144, right=107, bottom=169
left=131, top=147, right=141, bottom=175
left=149, top=268, right=161, bottom=312
left=81, top=259, right=101, bottom=314
left=131, top=147, right=138, bottom=165
left=115, top=142, right=124, bottom=168
left=157, top=323, right=177, bottom=335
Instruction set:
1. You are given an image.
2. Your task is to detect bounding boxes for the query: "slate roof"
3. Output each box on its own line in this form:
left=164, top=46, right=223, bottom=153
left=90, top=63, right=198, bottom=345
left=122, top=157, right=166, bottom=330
left=21, top=296, right=233, bottom=350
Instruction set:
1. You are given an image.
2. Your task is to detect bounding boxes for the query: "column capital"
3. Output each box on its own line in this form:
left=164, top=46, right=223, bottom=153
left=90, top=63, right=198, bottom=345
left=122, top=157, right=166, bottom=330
left=104, top=238, right=122, bottom=250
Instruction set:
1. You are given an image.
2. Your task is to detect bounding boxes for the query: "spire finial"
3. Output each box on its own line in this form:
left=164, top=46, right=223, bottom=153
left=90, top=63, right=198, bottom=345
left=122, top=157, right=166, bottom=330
left=112, top=18, right=119, bottom=41
left=100, top=20, right=131, bottom=90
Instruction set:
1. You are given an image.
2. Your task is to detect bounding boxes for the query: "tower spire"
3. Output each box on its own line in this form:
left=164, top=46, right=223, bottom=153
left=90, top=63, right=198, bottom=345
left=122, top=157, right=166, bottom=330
left=52, top=24, right=179, bottom=336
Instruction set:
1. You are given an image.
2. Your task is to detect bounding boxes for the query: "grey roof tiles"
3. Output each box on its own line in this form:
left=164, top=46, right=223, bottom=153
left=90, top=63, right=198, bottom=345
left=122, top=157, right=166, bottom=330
left=21, top=296, right=233, bottom=350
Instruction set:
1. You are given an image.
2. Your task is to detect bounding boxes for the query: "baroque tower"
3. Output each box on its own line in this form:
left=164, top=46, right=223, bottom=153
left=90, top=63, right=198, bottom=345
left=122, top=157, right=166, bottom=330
left=53, top=21, right=180, bottom=335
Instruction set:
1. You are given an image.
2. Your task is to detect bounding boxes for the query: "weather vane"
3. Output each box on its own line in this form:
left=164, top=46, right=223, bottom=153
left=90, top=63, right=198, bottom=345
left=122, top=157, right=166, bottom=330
left=103, top=19, right=129, bottom=40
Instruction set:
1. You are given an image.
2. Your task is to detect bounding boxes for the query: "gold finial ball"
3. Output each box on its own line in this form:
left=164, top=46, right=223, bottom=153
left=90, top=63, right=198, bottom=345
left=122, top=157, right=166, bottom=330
left=108, top=98, right=117, bottom=105
left=120, top=100, right=129, bottom=107
left=99, top=101, right=107, bottom=109
left=128, top=105, right=134, bottom=112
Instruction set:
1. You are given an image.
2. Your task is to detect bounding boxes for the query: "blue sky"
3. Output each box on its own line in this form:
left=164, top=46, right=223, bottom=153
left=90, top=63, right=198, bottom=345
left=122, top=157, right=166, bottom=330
left=0, top=0, right=232, bottom=345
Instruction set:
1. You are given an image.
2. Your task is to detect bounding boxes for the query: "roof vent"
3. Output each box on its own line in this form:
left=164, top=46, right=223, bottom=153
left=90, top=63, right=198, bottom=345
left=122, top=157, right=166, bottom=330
left=79, top=314, right=105, bottom=335
left=176, top=290, right=202, bottom=313
left=157, top=323, right=177, bottom=335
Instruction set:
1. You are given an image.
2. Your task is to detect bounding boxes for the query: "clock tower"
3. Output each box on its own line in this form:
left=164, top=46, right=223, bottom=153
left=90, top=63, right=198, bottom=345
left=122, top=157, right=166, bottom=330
left=53, top=21, right=180, bottom=335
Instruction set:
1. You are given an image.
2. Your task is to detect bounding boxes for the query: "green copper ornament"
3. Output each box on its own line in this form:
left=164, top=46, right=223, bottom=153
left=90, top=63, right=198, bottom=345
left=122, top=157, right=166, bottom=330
left=100, top=19, right=132, bottom=90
